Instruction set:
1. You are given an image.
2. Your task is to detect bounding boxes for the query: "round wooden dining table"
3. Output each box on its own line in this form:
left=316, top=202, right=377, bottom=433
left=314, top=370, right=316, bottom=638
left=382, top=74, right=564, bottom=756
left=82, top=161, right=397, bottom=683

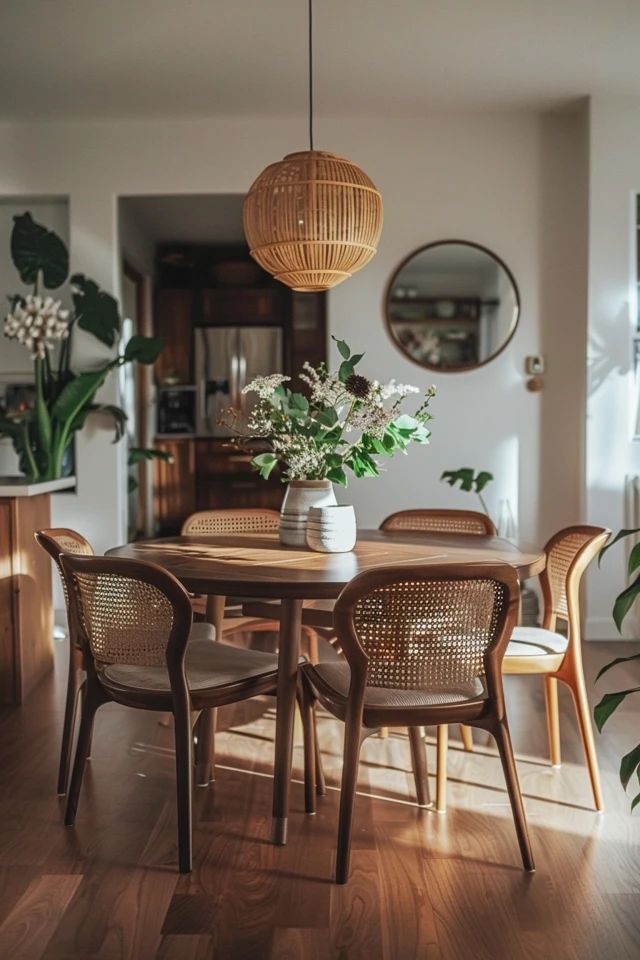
left=108, top=529, right=545, bottom=844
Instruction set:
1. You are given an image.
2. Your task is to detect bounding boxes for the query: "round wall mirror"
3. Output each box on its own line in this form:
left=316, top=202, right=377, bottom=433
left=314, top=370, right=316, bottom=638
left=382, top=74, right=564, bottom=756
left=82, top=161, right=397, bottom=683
left=384, top=240, right=520, bottom=372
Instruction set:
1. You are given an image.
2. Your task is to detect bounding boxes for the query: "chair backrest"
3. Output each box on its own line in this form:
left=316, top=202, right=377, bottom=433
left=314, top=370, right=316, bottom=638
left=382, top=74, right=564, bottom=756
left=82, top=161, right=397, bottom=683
left=59, top=554, right=193, bottom=675
left=333, top=562, right=519, bottom=702
left=540, top=526, right=611, bottom=637
left=181, top=509, right=280, bottom=536
left=35, top=527, right=95, bottom=607
left=380, top=509, right=497, bottom=537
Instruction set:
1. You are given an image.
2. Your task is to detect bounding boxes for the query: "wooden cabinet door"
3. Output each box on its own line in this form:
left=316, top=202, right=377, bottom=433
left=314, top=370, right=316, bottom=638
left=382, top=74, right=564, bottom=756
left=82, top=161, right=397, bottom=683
left=152, top=439, right=195, bottom=534
left=154, top=289, right=193, bottom=385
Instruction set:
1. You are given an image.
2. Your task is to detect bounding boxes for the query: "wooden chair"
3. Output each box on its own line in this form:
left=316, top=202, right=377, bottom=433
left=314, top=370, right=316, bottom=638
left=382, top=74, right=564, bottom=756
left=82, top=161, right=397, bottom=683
left=300, top=562, right=533, bottom=883
left=34, top=528, right=95, bottom=795
left=180, top=508, right=321, bottom=786
left=381, top=508, right=497, bottom=537
left=59, top=553, right=317, bottom=873
left=502, top=525, right=610, bottom=811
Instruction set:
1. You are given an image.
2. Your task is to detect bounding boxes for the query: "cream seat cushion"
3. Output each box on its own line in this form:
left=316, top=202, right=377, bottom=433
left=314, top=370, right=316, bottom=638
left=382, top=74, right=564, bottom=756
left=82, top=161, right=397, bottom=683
left=505, top=626, right=568, bottom=658
left=101, top=622, right=280, bottom=694
left=307, top=661, right=486, bottom=708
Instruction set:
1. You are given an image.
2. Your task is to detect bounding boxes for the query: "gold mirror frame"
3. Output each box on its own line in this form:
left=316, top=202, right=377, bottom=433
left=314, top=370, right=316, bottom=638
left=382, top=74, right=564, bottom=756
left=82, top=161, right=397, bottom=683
left=383, top=239, right=520, bottom=373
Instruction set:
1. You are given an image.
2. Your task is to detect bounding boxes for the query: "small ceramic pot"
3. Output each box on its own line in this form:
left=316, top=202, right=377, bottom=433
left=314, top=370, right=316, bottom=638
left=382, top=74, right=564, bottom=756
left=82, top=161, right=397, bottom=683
left=306, top=504, right=357, bottom=553
left=279, top=479, right=337, bottom=547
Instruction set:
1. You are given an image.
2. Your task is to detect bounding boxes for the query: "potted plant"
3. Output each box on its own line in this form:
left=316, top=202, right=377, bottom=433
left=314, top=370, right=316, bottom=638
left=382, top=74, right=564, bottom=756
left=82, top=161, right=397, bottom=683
left=595, top=529, right=640, bottom=811
left=227, top=337, right=435, bottom=548
left=1, top=212, right=165, bottom=482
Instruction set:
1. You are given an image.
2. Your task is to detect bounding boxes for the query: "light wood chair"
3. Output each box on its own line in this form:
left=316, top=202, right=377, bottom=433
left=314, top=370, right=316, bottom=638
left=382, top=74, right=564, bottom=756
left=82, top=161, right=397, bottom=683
left=59, top=553, right=317, bottom=873
left=35, top=528, right=95, bottom=795
left=381, top=508, right=497, bottom=537
left=181, top=508, right=321, bottom=786
left=502, top=525, right=610, bottom=811
left=300, top=562, right=533, bottom=883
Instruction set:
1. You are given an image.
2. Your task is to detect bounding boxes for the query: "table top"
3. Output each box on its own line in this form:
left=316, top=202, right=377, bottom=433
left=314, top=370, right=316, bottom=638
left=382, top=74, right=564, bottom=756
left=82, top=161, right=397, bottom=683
left=107, top=529, right=545, bottom=600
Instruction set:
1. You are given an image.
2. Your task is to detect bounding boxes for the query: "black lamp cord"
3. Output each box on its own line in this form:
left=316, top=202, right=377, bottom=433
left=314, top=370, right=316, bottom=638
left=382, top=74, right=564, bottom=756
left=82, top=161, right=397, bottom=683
left=308, top=0, right=314, bottom=151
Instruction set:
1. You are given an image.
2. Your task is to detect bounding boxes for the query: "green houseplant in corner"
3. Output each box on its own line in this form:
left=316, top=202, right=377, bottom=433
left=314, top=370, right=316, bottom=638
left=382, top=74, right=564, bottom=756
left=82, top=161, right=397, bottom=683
left=595, top=529, right=640, bottom=811
left=1, top=212, right=166, bottom=481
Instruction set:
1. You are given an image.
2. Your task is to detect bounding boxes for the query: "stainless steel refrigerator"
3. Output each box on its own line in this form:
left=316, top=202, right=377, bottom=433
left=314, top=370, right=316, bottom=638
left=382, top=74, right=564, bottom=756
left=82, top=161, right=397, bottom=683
left=194, top=326, right=284, bottom=437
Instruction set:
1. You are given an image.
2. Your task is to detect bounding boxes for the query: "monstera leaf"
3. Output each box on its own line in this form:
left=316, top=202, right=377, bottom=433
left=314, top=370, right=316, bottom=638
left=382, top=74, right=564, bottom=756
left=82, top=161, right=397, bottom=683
left=123, top=334, right=165, bottom=365
left=71, top=273, right=121, bottom=347
left=11, top=212, right=69, bottom=289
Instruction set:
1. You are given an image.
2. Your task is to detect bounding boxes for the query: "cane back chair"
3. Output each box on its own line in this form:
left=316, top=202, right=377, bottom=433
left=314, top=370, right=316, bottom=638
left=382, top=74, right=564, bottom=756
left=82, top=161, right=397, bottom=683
left=35, top=528, right=95, bottom=795
left=502, top=525, right=610, bottom=810
left=381, top=508, right=497, bottom=537
left=59, top=553, right=317, bottom=873
left=180, top=508, right=321, bottom=787
left=300, top=562, right=533, bottom=883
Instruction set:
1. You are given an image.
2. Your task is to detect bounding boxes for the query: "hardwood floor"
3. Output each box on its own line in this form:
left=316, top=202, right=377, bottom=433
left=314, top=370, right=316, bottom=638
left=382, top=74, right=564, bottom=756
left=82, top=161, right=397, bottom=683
left=0, top=636, right=638, bottom=959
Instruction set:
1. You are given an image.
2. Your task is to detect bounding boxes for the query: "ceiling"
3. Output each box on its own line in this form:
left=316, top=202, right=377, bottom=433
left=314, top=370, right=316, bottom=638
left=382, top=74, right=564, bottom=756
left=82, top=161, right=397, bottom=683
left=1, top=1, right=638, bottom=122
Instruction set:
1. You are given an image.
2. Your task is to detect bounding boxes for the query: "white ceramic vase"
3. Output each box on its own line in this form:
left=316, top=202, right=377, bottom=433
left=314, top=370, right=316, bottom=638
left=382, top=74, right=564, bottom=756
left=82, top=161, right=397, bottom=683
left=306, top=504, right=357, bottom=554
left=279, top=479, right=337, bottom=546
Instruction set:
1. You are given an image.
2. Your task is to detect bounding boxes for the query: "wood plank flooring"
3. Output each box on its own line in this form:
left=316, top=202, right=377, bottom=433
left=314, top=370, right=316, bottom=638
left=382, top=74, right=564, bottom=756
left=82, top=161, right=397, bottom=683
left=0, top=635, right=638, bottom=959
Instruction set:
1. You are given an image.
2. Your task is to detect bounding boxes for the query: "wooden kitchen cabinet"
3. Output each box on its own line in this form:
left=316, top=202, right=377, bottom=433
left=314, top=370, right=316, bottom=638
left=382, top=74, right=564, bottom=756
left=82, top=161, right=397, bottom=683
left=152, top=439, right=195, bottom=534
left=154, top=289, right=193, bottom=385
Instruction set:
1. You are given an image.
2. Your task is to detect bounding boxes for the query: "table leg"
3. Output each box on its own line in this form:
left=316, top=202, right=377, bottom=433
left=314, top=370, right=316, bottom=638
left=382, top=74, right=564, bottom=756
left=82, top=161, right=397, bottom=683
left=272, top=597, right=303, bottom=845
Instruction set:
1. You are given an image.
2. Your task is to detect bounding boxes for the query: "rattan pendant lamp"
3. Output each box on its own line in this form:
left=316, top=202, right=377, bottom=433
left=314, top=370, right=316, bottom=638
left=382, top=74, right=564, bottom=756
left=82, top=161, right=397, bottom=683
left=243, top=0, right=383, bottom=292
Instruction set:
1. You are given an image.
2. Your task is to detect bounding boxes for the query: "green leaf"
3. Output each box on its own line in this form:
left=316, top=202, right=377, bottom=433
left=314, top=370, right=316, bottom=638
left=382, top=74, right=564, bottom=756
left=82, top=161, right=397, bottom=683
left=441, top=467, right=475, bottom=492
left=123, top=335, right=165, bottom=365
left=332, top=336, right=351, bottom=360
left=325, top=453, right=343, bottom=468
left=315, top=407, right=338, bottom=428
left=128, top=446, right=174, bottom=465
left=627, top=542, right=640, bottom=576
left=71, top=274, right=121, bottom=347
left=252, top=452, right=277, bottom=479
left=350, top=352, right=364, bottom=366
left=327, top=467, right=347, bottom=486
left=631, top=790, right=640, bottom=813
left=51, top=368, right=110, bottom=425
left=612, top=575, right=640, bottom=631
left=620, top=742, right=640, bottom=790
left=594, top=688, right=640, bottom=732
left=338, top=360, right=354, bottom=383
left=599, top=528, right=637, bottom=566
left=11, top=212, right=69, bottom=289
left=595, top=652, right=640, bottom=682
left=474, top=471, right=494, bottom=493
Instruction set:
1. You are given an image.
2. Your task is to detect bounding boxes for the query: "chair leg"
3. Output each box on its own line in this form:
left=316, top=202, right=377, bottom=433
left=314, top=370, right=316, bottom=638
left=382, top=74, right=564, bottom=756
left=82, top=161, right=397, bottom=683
left=297, top=682, right=316, bottom=815
left=57, top=668, right=82, bottom=795
left=174, top=706, right=193, bottom=873
left=194, top=708, right=215, bottom=787
left=492, top=718, right=535, bottom=872
left=336, top=720, right=365, bottom=884
left=64, top=689, right=100, bottom=826
left=303, top=626, right=319, bottom=665
left=460, top=724, right=474, bottom=752
left=436, top=725, right=448, bottom=813
left=408, top=726, right=430, bottom=807
left=313, top=707, right=326, bottom=796
left=565, top=673, right=604, bottom=812
left=544, top=676, right=561, bottom=767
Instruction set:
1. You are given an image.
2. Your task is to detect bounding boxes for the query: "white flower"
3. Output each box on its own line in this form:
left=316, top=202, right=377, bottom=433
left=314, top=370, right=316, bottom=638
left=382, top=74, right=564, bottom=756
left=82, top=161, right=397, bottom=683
left=375, top=379, right=420, bottom=400
left=242, top=374, right=291, bottom=398
left=4, top=294, right=70, bottom=359
left=300, top=362, right=347, bottom=408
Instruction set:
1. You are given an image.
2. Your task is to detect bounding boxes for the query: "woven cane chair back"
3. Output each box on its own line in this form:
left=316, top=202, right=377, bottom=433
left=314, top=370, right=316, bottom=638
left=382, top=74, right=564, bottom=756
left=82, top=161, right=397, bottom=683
left=334, top=563, right=519, bottom=693
left=381, top=509, right=496, bottom=537
left=60, top=555, right=192, bottom=669
left=35, top=528, right=94, bottom=608
left=541, top=525, right=610, bottom=626
left=181, top=509, right=280, bottom=536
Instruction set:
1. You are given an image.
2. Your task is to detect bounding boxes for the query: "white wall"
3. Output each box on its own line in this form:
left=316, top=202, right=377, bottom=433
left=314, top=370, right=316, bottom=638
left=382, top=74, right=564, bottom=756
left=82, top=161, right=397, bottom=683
left=0, top=110, right=588, bottom=614
left=586, top=97, right=640, bottom=639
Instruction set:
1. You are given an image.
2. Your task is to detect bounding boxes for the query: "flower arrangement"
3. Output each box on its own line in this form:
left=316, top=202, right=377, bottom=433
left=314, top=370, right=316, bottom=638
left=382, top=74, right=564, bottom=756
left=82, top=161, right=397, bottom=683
left=1, top=212, right=166, bottom=482
left=230, top=337, right=435, bottom=485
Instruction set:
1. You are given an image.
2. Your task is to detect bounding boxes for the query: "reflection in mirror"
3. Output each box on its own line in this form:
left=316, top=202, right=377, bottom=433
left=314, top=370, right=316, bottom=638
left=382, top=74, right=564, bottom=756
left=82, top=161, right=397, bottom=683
left=385, top=241, right=519, bottom=372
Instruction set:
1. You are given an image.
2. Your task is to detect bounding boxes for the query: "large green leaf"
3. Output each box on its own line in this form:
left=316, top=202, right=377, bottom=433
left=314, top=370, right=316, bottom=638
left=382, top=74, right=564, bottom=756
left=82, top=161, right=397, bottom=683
left=442, top=467, right=475, bottom=492
left=51, top=368, right=110, bottom=425
left=128, top=446, right=174, bottom=465
left=123, top=335, right=165, bottom=365
left=620, top=742, right=640, bottom=790
left=595, top=652, right=640, bottom=682
left=71, top=403, right=128, bottom=443
left=598, top=527, right=637, bottom=566
left=11, top=212, right=69, bottom=289
left=594, top=687, right=640, bottom=732
left=71, top=274, right=121, bottom=347
left=475, top=470, right=494, bottom=493
left=612, top=575, right=640, bottom=631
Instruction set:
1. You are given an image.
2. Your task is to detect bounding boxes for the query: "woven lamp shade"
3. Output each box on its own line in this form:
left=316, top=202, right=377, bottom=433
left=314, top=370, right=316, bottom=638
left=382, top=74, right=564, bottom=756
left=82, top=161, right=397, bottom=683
left=243, top=150, right=383, bottom=292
